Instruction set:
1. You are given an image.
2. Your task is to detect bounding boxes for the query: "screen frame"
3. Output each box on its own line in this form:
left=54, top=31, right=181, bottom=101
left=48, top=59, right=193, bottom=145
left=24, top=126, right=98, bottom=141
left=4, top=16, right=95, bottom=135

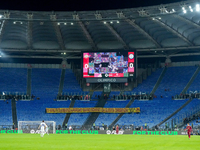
left=81, top=50, right=136, bottom=79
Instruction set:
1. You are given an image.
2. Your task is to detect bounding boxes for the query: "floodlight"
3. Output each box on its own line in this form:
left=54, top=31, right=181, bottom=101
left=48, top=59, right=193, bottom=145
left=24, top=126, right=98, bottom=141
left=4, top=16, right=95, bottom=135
left=117, top=21, right=119, bottom=23
left=183, top=10, right=187, bottom=14
left=71, top=23, right=73, bottom=25
left=103, top=21, right=106, bottom=24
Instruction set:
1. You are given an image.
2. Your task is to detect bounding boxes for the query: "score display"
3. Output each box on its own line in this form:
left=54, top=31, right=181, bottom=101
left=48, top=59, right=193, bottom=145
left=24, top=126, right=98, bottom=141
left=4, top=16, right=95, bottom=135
left=83, top=51, right=135, bottom=78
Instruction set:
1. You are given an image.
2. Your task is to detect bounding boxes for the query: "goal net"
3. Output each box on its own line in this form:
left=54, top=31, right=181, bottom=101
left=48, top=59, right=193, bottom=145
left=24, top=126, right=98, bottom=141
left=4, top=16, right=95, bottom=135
left=18, top=121, right=56, bottom=134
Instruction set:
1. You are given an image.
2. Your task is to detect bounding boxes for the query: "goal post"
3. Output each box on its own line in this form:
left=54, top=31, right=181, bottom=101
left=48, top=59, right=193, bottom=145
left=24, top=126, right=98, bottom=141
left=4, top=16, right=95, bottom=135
left=18, top=121, right=56, bottom=134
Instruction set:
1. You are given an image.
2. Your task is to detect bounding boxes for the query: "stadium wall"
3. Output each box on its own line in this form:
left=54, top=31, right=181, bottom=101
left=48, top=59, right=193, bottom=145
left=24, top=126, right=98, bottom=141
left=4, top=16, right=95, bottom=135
left=0, top=129, right=189, bottom=135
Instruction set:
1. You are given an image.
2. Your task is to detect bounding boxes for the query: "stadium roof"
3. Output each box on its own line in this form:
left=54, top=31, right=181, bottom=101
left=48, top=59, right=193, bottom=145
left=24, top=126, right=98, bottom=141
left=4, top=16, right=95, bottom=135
left=0, top=0, right=200, bottom=60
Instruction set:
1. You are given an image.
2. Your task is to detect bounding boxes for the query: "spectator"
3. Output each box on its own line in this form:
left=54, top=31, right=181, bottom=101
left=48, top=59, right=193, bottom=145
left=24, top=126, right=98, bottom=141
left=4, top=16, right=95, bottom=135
left=69, top=126, right=72, bottom=130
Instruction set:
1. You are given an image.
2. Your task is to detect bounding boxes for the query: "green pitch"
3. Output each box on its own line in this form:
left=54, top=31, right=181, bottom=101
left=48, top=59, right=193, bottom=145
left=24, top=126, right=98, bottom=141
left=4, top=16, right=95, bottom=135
left=0, top=134, right=199, bottom=150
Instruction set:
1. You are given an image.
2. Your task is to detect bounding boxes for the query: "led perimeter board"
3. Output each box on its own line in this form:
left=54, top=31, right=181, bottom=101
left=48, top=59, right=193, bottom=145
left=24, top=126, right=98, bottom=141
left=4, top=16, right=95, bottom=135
left=82, top=51, right=136, bottom=82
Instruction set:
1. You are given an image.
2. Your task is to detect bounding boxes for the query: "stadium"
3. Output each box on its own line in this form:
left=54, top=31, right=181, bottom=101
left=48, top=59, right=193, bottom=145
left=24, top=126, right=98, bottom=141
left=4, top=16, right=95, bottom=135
left=0, top=0, right=200, bottom=149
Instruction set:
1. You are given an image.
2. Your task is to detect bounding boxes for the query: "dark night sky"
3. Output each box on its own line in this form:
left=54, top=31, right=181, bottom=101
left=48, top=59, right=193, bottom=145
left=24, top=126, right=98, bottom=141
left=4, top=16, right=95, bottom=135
left=0, top=0, right=183, bottom=11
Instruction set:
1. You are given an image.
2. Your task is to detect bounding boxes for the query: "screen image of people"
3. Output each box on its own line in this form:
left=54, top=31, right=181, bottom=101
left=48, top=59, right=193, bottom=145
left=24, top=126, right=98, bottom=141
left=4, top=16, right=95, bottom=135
left=83, top=52, right=134, bottom=78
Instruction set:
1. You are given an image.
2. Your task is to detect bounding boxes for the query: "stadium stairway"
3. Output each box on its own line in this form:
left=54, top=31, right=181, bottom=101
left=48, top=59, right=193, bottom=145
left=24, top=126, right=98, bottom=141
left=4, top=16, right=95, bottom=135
left=156, top=97, right=194, bottom=128
left=62, top=99, right=76, bottom=128
left=109, top=98, right=135, bottom=128
left=58, top=69, right=66, bottom=95
left=82, top=92, right=110, bottom=128
left=150, top=67, right=167, bottom=95
left=27, top=68, right=32, bottom=96
left=181, top=66, right=200, bottom=94
left=11, top=99, right=18, bottom=128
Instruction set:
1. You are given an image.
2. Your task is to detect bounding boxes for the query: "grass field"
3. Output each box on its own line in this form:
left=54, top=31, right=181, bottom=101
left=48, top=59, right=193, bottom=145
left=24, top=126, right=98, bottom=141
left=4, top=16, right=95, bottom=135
left=0, top=134, right=199, bottom=150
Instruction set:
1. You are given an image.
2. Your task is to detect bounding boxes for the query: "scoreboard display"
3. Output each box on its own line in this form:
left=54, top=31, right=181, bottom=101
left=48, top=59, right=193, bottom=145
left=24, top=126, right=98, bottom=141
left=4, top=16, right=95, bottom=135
left=83, top=51, right=135, bottom=78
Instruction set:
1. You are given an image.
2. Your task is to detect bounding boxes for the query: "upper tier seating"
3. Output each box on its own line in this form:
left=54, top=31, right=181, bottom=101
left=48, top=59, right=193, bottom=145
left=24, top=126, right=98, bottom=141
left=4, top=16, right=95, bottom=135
left=0, top=68, right=27, bottom=93
left=128, top=68, right=163, bottom=94
left=155, top=66, right=196, bottom=97
left=63, top=69, right=83, bottom=93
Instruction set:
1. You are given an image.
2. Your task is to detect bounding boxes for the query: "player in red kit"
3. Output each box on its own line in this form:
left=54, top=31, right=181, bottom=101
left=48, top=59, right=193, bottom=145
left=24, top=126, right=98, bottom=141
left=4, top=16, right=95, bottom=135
left=116, top=125, right=119, bottom=134
left=184, top=123, right=192, bottom=139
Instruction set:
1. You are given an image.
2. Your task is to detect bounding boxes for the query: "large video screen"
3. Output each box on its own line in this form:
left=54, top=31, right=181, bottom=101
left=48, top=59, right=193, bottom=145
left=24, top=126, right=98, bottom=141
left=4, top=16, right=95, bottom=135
left=83, top=51, right=135, bottom=78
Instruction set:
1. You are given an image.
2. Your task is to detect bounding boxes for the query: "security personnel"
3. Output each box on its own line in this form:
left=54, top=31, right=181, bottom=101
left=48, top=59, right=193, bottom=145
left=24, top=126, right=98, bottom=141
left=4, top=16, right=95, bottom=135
left=93, top=123, right=95, bottom=130
left=174, top=124, right=177, bottom=128
left=65, top=123, right=68, bottom=129
left=165, top=123, right=168, bottom=129
left=145, top=123, right=147, bottom=129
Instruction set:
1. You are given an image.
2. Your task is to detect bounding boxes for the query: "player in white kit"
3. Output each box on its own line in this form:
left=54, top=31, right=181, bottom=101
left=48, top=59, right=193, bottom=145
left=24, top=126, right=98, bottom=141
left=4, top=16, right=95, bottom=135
left=38, top=120, right=47, bottom=137
left=45, top=125, right=49, bottom=135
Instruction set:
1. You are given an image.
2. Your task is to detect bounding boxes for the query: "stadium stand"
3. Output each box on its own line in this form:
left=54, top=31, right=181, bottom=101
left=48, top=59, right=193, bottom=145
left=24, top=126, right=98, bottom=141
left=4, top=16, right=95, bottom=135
left=154, top=66, right=197, bottom=97
left=187, top=71, right=200, bottom=92
left=17, top=68, right=68, bottom=126
left=0, top=68, right=27, bottom=93
left=0, top=65, right=198, bottom=129
left=117, top=98, right=187, bottom=128
left=63, top=69, right=84, bottom=93
left=67, top=100, right=97, bottom=126
left=126, top=68, right=163, bottom=94
left=95, top=100, right=129, bottom=126
left=2, top=0, right=200, bottom=132
left=169, top=98, right=200, bottom=126
left=0, top=100, right=12, bottom=125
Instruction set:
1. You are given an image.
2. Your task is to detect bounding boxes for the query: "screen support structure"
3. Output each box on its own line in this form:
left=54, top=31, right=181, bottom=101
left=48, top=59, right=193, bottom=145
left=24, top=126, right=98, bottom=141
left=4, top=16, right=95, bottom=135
left=103, top=83, right=111, bottom=92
